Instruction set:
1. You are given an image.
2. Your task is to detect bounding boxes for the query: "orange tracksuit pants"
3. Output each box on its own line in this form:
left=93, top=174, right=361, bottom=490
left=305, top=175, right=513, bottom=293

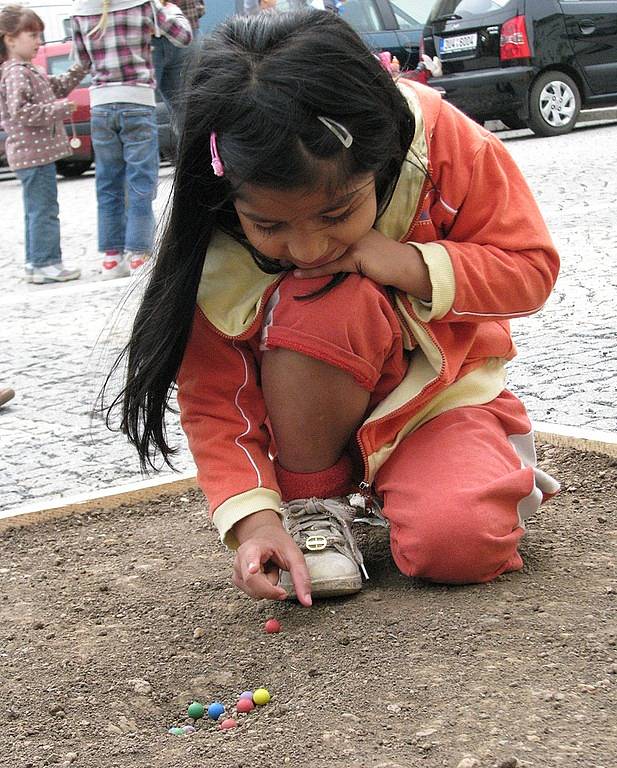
left=260, top=272, right=559, bottom=585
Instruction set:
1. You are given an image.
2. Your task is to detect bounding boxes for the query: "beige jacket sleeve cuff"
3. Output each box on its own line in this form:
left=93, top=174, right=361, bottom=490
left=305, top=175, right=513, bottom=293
left=213, top=488, right=283, bottom=550
left=407, top=242, right=456, bottom=321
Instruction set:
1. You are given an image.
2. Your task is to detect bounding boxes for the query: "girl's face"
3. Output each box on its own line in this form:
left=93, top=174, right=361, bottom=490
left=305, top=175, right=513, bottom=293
left=6, top=29, right=42, bottom=62
left=233, top=173, right=377, bottom=270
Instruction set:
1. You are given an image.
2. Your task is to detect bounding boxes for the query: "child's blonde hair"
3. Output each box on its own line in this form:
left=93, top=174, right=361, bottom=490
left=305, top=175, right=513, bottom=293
left=0, top=4, right=44, bottom=63
left=87, top=0, right=111, bottom=38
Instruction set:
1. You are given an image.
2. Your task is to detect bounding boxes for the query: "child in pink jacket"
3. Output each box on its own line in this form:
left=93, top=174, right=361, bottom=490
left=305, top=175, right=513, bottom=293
left=0, top=4, right=87, bottom=283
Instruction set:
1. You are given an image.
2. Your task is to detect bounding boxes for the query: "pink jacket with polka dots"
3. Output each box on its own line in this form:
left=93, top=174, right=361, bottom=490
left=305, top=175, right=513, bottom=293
left=0, top=60, right=87, bottom=171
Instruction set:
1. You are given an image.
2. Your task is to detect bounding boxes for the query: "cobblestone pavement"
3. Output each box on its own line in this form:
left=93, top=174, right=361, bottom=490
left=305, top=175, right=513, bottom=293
left=1, top=120, right=616, bottom=513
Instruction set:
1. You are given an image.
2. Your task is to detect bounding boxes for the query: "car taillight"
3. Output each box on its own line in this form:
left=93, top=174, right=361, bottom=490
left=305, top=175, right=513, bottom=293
left=499, top=15, right=531, bottom=61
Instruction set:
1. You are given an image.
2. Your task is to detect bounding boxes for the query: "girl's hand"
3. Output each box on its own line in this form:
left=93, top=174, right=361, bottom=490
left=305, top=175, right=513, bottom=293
left=232, top=509, right=313, bottom=606
left=293, top=228, right=432, bottom=302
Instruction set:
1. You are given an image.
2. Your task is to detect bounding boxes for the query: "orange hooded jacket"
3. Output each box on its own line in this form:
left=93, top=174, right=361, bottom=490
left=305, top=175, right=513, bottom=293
left=177, top=81, right=560, bottom=547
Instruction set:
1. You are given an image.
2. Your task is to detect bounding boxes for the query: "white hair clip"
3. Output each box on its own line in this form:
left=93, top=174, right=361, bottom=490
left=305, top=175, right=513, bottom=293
left=317, top=116, right=353, bottom=149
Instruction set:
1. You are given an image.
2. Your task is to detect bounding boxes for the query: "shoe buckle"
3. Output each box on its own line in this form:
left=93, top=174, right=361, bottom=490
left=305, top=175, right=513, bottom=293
left=305, top=534, right=328, bottom=551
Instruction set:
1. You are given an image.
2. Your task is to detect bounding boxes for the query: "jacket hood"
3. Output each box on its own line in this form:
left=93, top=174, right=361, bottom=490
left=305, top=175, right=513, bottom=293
left=72, top=0, right=149, bottom=15
left=374, top=80, right=442, bottom=242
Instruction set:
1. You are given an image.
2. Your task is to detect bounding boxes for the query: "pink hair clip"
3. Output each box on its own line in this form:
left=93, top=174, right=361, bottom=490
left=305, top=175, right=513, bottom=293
left=210, top=131, right=224, bottom=177
left=377, top=51, right=393, bottom=73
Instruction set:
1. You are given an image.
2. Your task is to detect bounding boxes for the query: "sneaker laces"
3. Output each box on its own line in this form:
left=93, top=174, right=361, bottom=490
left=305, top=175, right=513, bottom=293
left=282, top=497, right=369, bottom=579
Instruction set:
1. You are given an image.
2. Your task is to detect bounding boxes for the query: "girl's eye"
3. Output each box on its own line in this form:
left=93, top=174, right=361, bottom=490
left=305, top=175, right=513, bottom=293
left=321, top=209, right=354, bottom=226
left=254, top=222, right=281, bottom=236
left=253, top=207, right=354, bottom=236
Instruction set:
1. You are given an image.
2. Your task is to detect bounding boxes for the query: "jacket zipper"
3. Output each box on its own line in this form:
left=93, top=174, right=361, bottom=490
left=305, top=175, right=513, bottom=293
left=355, top=369, right=444, bottom=494
left=355, top=171, right=443, bottom=495
left=358, top=479, right=375, bottom=512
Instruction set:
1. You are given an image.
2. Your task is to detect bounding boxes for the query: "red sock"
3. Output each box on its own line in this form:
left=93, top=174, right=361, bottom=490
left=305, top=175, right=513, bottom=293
left=275, top=454, right=354, bottom=502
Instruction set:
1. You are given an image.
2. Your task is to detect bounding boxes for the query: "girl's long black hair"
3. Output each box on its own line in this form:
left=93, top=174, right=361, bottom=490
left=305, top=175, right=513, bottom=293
left=105, top=8, right=417, bottom=471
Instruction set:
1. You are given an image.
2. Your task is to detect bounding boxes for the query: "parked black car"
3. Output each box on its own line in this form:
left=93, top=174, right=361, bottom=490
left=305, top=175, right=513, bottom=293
left=422, top=0, right=617, bottom=135
left=201, top=0, right=432, bottom=71
left=322, top=0, right=432, bottom=71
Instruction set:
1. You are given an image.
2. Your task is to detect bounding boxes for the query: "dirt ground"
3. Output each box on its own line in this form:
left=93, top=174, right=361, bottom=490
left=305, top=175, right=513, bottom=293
left=1, top=443, right=616, bottom=768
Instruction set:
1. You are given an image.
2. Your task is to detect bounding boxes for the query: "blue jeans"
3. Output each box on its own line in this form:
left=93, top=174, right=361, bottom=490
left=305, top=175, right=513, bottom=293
left=91, top=103, right=159, bottom=254
left=15, top=163, right=61, bottom=268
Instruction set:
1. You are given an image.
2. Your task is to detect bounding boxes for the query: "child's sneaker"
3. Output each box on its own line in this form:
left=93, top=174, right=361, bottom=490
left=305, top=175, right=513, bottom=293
left=25, top=264, right=33, bottom=283
left=278, top=496, right=367, bottom=599
left=125, top=250, right=150, bottom=276
left=32, top=263, right=81, bottom=284
left=101, top=250, right=129, bottom=280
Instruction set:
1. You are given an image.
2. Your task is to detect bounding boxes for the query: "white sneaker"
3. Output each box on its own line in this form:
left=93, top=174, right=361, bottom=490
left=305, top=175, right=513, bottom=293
left=125, top=250, right=150, bottom=277
left=32, top=263, right=81, bottom=284
left=101, top=251, right=129, bottom=280
left=25, top=263, right=33, bottom=283
left=278, top=497, right=367, bottom=599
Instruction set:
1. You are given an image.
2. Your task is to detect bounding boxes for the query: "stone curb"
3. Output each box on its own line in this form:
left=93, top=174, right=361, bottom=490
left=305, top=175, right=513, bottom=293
left=0, top=472, right=198, bottom=531
left=1, top=422, right=615, bottom=532
left=533, top=421, right=617, bottom=459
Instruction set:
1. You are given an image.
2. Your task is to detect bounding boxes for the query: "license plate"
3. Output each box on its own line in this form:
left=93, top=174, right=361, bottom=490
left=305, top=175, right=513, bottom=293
left=439, top=33, right=478, bottom=54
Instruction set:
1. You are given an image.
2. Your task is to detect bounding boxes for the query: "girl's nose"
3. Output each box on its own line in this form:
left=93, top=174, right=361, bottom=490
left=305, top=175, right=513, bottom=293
left=287, top=233, right=329, bottom=265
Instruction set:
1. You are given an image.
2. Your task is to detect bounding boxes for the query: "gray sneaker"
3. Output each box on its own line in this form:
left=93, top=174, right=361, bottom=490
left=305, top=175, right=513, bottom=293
left=32, top=263, right=81, bottom=284
left=279, top=497, right=367, bottom=599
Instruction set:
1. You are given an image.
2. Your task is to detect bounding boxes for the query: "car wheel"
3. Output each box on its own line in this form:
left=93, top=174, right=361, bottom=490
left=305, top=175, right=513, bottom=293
left=527, top=71, right=581, bottom=137
left=56, top=159, right=92, bottom=177
left=499, top=113, right=527, bottom=130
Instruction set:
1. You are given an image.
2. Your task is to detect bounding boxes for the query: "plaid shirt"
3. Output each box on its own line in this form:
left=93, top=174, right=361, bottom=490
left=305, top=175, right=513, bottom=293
left=176, top=0, right=204, bottom=31
left=72, top=2, right=192, bottom=91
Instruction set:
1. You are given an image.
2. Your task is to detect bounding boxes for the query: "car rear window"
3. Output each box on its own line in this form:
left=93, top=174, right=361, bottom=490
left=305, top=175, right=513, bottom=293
left=392, top=0, right=435, bottom=28
left=47, top=53, right=92, bottom=86
left=278, top=0, right=385, bottom=31
left=428, top=0, right=513, bottom=23
left=337, top=0, right=386, bottom=32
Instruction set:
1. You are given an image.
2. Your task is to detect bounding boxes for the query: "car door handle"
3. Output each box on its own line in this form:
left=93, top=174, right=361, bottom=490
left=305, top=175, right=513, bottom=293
left=578, top=18, right=596, bottom=34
